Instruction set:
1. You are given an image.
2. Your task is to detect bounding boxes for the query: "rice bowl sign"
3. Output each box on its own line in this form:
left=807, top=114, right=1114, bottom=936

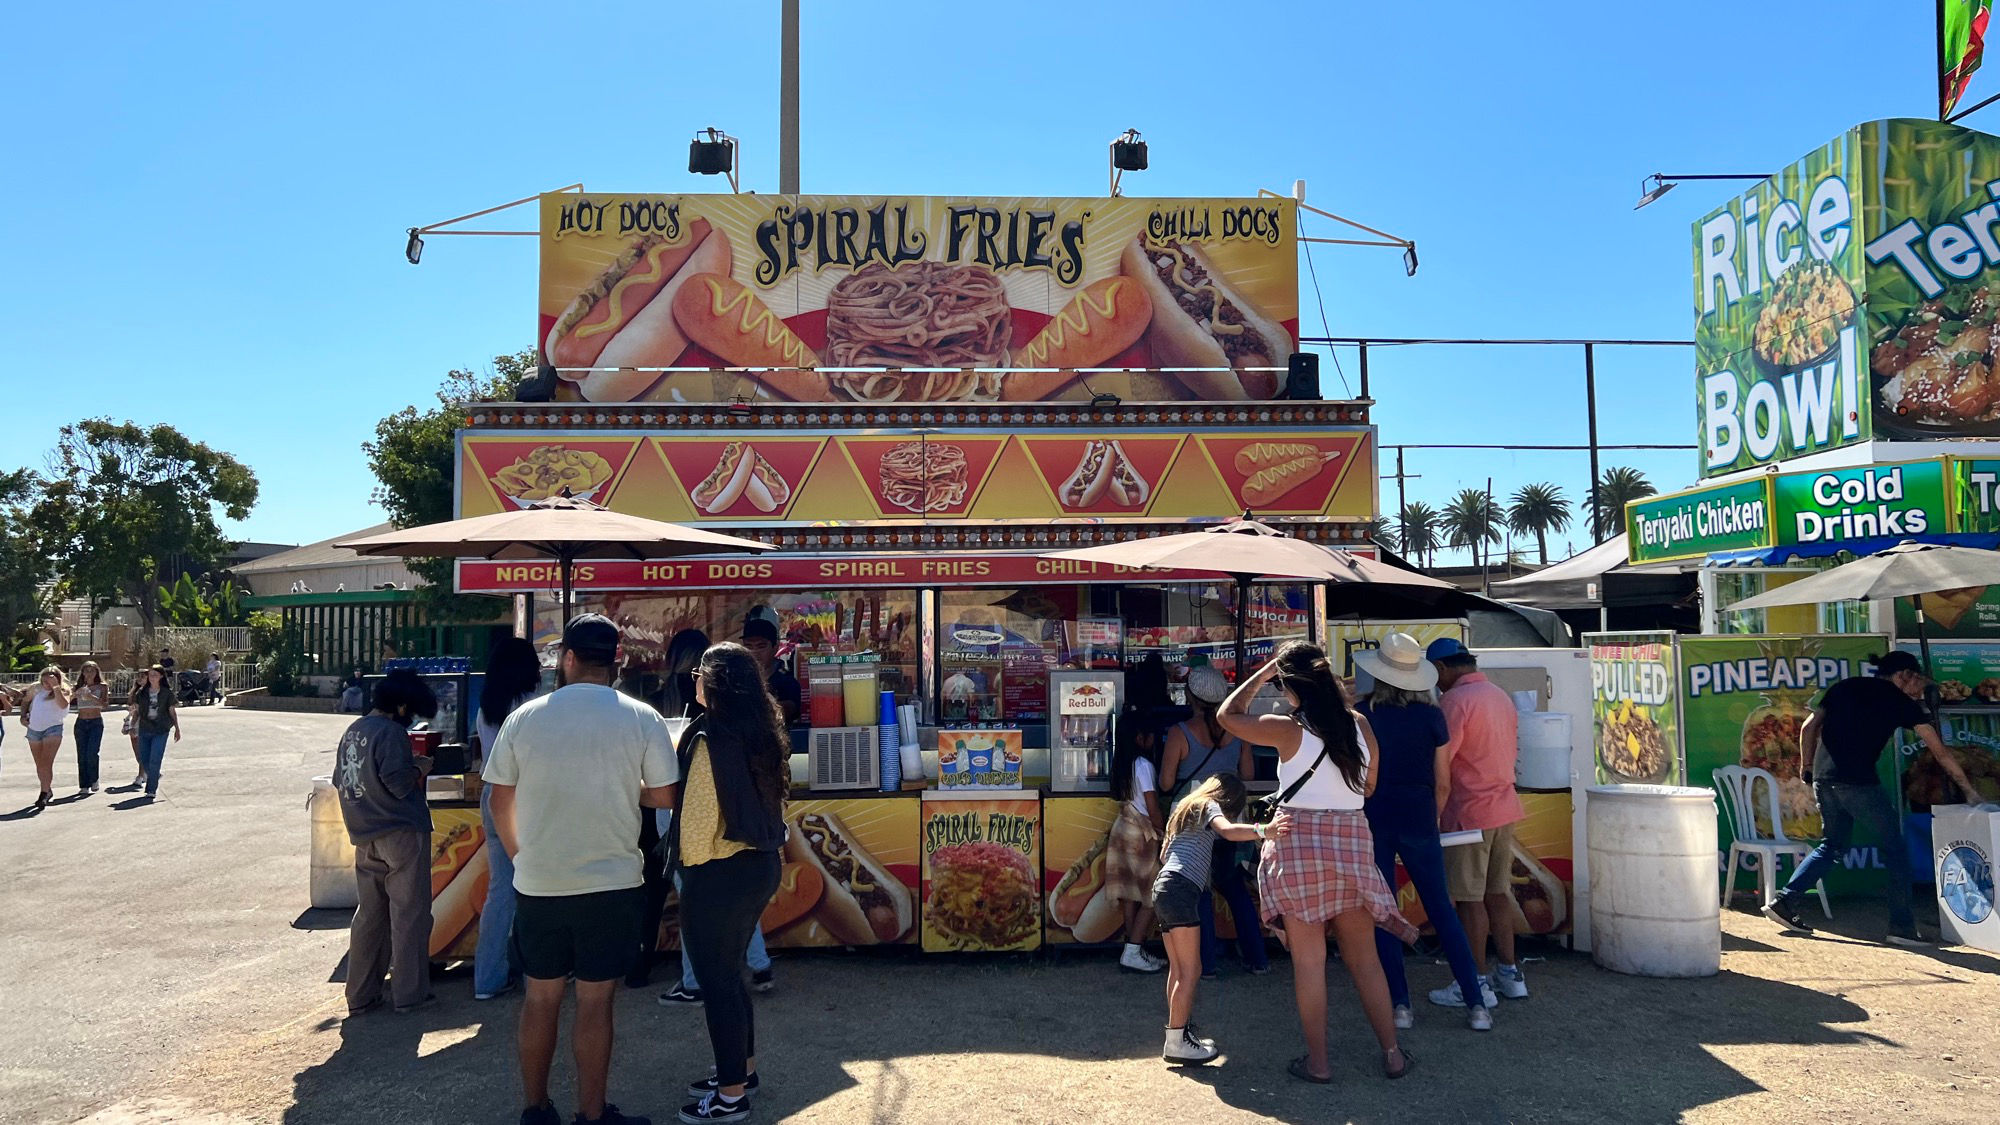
left=1695, top=118, right=2000, bottom=477
left=535, top=193, right=1298, bottom=405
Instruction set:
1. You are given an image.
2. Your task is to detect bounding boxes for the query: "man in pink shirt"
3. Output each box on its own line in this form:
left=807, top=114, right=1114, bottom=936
left=1426, top=639, right=1528, bottom=1009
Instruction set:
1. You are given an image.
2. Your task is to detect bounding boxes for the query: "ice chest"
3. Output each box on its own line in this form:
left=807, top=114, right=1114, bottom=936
left=1931, top=804, right=2000, bottom=954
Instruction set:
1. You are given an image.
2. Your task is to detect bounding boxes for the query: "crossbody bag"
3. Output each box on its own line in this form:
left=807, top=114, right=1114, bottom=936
left=1249, top=735, right=1335, bottom=824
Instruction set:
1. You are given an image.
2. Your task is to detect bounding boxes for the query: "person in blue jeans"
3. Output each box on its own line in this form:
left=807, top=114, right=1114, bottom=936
left=1354, top=634, right=1493, bottom=1031
left=472, top=638, right=543, bottom=1001
left=659, top=865, right=774, bottom=1004
left=1161, top=666, right=1269, bottom=977
left=1765, top=651, right=1984, bottom=945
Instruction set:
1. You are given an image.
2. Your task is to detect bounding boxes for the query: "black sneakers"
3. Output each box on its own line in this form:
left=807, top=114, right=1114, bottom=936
left=576, top=1105, right=650, bottom=1125
left=751, top=968, right=775, bottom=993
left=520, top=1101, right=561, bottom=1125
left=678, top=1092, right=750, bottom=1123
left=687, top=1071, right=759, bottom=1099
left=1761, top=897, right=1813, bottom=933
left=658, top=984, right=703, bottom=1006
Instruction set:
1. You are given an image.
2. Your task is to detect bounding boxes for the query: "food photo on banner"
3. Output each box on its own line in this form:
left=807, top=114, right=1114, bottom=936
left=1588, top=631, right=1682, bottom=785
left=920, top=797, right=1043, bottom=953
left=535, top=194, right=1299, bottom=404
left=1693, top=118, right=2000, bottom=478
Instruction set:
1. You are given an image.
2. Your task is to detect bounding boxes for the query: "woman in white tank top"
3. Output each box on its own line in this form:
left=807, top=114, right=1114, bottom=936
left=23, top=667, right=71, bottom=810
left=1218, top=642, right=1417, bottom=1084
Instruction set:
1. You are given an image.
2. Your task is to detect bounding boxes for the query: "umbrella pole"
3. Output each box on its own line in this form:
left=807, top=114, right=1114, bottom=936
left=1234, top=574, right=1252, bottom=683
left=561, top=551, right=575, bottom=626
left=1912, top=595, right=1940, bottom=723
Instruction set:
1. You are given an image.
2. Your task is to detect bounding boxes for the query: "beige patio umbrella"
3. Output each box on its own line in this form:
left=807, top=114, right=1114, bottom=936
left=1042, top=515, right=1455, bottom=678
left=337, top=492, right=773, bottom=624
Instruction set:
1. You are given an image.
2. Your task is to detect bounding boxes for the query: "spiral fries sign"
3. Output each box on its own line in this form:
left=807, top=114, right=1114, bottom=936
left=537, top=193, right=1297, bottom=404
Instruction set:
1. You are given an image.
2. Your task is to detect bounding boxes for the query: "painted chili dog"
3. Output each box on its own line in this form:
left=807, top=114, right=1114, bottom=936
left=690, top=442, right=791, bottom=515
left=1059, top=440, right=1151, bottom=509
left=1046, top=834, right=1121, bottom=943
left=785, top=811, right=913, bottom=945
left=760, top=860, right=827, bottom=934
left=428, top=821, right=489, bottom=957
left=543, top=222, right=733, bottom=403
left=1121, top=235, right=1290, bottom=400
left=1002, top=276, right=1154, bottom=401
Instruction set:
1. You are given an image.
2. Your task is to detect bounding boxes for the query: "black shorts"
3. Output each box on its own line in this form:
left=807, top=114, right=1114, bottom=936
left=511, top=886, right=644, bottom=982
left=1152, top=871, right=1204, bottom=931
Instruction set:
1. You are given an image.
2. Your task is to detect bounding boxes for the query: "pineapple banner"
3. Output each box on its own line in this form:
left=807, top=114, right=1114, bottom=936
left=1678, top=634, right=1893, bottom=894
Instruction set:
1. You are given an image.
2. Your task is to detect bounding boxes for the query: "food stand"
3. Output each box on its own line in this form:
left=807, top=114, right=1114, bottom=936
left=414, top=190, right=1376, bottom=955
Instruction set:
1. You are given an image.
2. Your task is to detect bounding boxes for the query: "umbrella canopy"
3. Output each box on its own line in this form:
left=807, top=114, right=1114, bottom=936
left=1722, top=541, right=2000, bottom=612
left=336, top=493, right=772, bottom=623
left=1042, top=517, right=1454, bottom=677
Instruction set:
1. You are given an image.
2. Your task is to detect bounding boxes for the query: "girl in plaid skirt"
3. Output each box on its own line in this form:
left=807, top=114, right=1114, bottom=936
left=1220, top=642, right=1416, bottom=1085
left=1105, top=707, right=1167, bottom=974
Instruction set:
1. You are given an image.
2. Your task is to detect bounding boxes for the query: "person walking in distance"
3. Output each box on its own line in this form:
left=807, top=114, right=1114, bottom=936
left=486, top=615, right=679, bottom=1125
left=1353, top=634, right=1493, bottom=1032
left=72, top=662, right=110, bottom=796
left=22, top=667, right=70, bottom=810
left=1152, top=772, right=1288, bottom=1064
left=1425, top=639, right=1525, bottom=1009
left=1105, top=706, right=1167, bottom=974
left=473, top=637, right=544, bottom=1002
left=670, top=643, right=791, bottom=1124
left=130, top=665, right=180, bottom=801
left=335, top=669, right=440, bottom=1017
left=1220, top=643, right=1419, bottom=1085
left=1160, top=665, right=1270, bottom=978
left=1764, top=650, right=1985, bottom=945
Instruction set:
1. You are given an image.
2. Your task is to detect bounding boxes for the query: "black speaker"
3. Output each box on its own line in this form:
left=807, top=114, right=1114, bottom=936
left=1282, top=352, right=1320, bottom=400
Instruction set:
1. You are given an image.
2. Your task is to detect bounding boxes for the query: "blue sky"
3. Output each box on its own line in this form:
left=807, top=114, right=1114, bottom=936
left=0, top=1, right=1950, bottom=562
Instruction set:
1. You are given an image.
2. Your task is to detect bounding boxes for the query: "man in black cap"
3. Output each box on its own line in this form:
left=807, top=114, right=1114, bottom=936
left=740, top=618, right=801, bottom=724
left=486, top=613, right=680, bottom=1125
left=1764, top=650, right=1983, bottom=946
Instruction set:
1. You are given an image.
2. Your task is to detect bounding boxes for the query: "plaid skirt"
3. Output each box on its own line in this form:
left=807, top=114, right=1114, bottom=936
left=1103, top=805, right=1161, bottom=906
left=1258, top=807, right=1418, bottom=942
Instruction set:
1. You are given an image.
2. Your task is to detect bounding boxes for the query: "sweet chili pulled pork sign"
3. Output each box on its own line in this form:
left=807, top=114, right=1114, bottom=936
left=536, top=194, right=1298, bottom=404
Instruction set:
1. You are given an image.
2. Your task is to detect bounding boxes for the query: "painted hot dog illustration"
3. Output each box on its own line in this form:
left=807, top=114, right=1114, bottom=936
left=428, top=820, right=489, bottom=957
left=1122, top=234, right=1290, bottom=400
left=1234, top=442, right=1339, bottom=507
left=670, top=273, right=832, bottom=401
left=785, top=811, right=913, bottom=945
left=1059, top=440, right=1151, bottom=509
left=1003, top=277, right=1154, bottom=401
left=543, top=220, right=734, bottom=402
left=1046, top=834, right=1121, bottom=943
left=689, top=442, right=791, bottom=515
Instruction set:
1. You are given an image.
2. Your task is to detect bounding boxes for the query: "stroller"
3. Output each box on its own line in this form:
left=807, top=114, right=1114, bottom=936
left=176, top=668, right=220, bottom=706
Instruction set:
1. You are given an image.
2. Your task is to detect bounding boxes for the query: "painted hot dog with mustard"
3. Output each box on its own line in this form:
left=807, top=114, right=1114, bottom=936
left=1003, top=277, right=1154, bottom=401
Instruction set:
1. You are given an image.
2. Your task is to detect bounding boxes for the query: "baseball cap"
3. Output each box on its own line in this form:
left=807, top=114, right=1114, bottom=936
left=1425, top=637, right=1470, bottom=663
left=1873, top=650, right=1923, bottom=677
left=562, top=613, right=620, bottom=659
left=742, top=618, right=780, bottom=645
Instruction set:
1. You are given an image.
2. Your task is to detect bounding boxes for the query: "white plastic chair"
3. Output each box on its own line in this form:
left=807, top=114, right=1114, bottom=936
left=1712, top=765, right=1831, bottom=917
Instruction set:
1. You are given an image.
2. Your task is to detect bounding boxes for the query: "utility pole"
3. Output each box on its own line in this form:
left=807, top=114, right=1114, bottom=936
left=780, top=0, right=800, bottom=193
left=1379, top=447, right=1423, bottom=565
left=1483, top=476, right=1495, bottom=598
left=1585, top=342, right=1603, bottom=543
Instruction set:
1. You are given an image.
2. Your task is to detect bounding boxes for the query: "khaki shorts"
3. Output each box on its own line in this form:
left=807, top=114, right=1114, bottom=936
left=1446, top=823, right=1515, bottom=902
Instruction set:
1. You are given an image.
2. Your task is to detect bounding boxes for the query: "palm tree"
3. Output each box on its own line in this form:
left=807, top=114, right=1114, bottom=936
left=1442, top=488, right=1503, bottom=570
left=1397, top=502, right=1441, bottom=569
left=1593, top=467, right=1658, bottom=538
left=1364, top=516, right=1398, bottom=552
left=1508, top=483, right=1573, bottom=565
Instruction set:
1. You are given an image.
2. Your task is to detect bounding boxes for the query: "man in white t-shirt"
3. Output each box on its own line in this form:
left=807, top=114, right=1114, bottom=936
left=487, top=614, right=680, bottom=1125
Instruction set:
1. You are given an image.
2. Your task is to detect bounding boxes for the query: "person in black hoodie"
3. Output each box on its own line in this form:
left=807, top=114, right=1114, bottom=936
left=671, top=642, right=789, bottom=1124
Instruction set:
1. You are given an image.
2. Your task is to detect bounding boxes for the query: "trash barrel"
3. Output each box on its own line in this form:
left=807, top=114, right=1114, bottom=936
left=309, top=776, right=358, bottom=910
left=1587, top=784, right=1720, bottom=978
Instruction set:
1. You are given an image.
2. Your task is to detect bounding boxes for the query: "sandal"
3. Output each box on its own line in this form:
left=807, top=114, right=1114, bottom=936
left=1384, top=1046, right=1416, bottom=1080
left=1287, top=1056, right=1332, bottom=1084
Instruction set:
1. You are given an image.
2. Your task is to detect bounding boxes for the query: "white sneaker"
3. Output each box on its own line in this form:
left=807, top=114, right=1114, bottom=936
left=1468, top=1005, right=1494, bottom=1031
left=1428, top=978, right=1499, bottom=1009
left=1162, top=1026, right=1219, bottom=1064
left=1491, top=964, right=1529, bottom=999
left=1119, top=944, right=1165, bottom=973
left=1392, top=1004, right=1413, bottom=1030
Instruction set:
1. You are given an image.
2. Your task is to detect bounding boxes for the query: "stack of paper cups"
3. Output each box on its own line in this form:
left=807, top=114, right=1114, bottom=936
left=897, top=704, right=924, bottom=780
left=878, top=691, right=901, bottom=791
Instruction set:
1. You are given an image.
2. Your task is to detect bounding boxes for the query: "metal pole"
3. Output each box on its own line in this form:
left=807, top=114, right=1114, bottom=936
left=1395, top=447, right=1408, bottom=547
left=1358, top=341, right=1370, bottom=400
left=1483, top=477, right=1495, bottom=598
left=1585, top=342, right=1603, bottom=543
left=780, top=0, right=801, bottom=193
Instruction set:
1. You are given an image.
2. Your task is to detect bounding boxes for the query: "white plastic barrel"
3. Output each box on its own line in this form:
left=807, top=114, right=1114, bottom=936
left=1587, top=784, right=1720, bottom=977
left=1515, top=712, right=1572, bottom=789
left=309, top=777, right=359, bottom=910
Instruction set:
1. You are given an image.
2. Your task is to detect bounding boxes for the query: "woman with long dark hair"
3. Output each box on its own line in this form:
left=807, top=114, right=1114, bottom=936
left=72, top=662, right=109, bottom=796
left=1353, top=633, right=1492, bottom=1032
left=473, top=637, right=543, bottom=1001
left=672, top=642, right=789, bottom=1123
left=657, top=628, right=710, bottom=720
left=1218, top=641, right=1417, bottom=1085
left=129, top=665, right=180, bottom=800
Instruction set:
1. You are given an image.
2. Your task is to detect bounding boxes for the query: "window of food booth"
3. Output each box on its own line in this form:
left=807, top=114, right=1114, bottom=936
left=1713, top=567, right=1869, bottom=635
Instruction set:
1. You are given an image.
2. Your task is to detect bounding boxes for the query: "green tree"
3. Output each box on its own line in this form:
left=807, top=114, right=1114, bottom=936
left=363, top=351, right=535, bottom=617
left=0, top=469, right=53, bottom=666
left=1442, top=488, right=1503, bottom=570
left=1507, top=482, right=1573, bottom=565
left=1396, top=501, right=1441, bottom=569
left=1593, top=466, right=1658, bottom=539
left=1365, top=516, right=1398, bottom=552
left=30, top=421, right=258, bottom=626
left=156, top=573, right=249, bottom=627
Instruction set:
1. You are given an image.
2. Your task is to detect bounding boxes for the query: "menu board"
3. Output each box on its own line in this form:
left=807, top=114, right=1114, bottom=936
left=936, top=729, right=1024, bottom=790
left=1043, top=797, right=1121, bottom=946
left=921, top=794, right=1043, bottom=952
left=1586, top=631, right=1682, bottom=785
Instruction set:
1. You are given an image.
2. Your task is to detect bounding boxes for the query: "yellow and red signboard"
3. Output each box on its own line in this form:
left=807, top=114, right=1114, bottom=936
left=456, top=428, right=1373, bottom=528
left=920, top=793, right=1043, bottom=952
left=537, top=193, right=1298, bottom=404
left=764, top=798, right=921, bottom=949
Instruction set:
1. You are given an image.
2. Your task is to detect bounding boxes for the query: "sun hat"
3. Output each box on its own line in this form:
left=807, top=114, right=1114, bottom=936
left=1355, top=633, right=1440, bottom=692
left=1186, top=665, right=1231, bottom=705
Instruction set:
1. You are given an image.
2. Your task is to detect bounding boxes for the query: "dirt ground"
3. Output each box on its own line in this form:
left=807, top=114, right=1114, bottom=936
left=2, top=708, right=1996, bottom=1125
